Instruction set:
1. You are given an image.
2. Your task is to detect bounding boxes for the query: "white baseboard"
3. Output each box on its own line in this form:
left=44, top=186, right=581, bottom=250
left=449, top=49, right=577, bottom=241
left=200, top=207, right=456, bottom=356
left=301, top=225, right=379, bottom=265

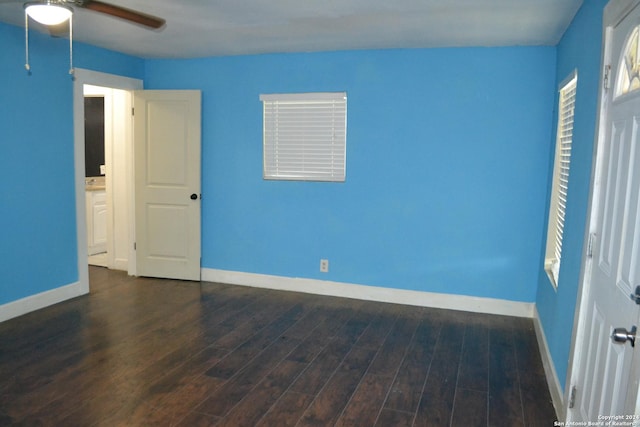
left=201, top=268, right=534, bottom=318
left=112, top=258, right=128, bottom=271
left=0, top=281, right=88, bottom=323
left=533, top=307, right=564, bottom=420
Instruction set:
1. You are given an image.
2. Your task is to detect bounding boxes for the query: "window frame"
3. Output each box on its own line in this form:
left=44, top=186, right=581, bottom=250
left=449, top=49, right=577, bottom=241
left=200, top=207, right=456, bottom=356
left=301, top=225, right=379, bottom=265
left=260, top=92, right=347, bottom=182
left=544, top=70, right=578, bottom=289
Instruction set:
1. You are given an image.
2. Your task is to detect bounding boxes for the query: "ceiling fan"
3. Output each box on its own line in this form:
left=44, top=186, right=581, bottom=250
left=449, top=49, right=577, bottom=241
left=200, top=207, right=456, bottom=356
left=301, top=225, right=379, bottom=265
left=23, top=0, right=165, bottom=29
left=13, top=0, right=165, bottom=74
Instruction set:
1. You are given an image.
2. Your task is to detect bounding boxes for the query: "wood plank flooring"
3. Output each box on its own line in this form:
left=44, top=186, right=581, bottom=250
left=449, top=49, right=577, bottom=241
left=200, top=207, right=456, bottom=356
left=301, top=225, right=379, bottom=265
left=0, top=267, right=557, bottom=426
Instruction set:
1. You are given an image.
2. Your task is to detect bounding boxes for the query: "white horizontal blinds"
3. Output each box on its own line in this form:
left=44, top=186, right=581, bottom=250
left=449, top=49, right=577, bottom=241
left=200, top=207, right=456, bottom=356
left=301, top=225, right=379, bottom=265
left=549, top=75, right=577, bottom=284
left=261, top=92, right=347, bottom=182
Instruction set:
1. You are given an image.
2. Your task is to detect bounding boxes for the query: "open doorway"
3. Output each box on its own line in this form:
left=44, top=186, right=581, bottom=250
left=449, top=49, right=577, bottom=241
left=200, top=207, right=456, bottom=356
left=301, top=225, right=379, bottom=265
left=84, top=87, right=107, bottom=266
left=82, top=84, right=131, bottom=270
left=73, top=69, right=143, bottom=293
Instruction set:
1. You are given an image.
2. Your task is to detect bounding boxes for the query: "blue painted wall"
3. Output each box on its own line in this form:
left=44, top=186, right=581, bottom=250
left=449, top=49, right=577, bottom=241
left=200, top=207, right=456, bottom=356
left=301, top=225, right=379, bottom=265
left=75, top=41, right=145, bottom=79
left=0, top=21, right=143, bottom=306
left=146, top=47, right=557, bottom=302
left=536, top=0, right=607, bottom=392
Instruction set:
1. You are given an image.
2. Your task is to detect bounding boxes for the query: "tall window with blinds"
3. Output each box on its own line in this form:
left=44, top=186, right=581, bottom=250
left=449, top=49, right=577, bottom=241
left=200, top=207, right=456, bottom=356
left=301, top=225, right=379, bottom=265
left=545, top=72, right=578, bottom=288
left=260, top=92, right=347, bottom=182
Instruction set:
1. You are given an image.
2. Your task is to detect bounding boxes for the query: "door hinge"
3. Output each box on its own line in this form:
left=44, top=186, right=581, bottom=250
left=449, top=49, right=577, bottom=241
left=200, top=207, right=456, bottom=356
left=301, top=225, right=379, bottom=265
left=604, top=64, right=611, bottom=90
left=569, top=385, right=577, bottom=409
left=131, top=107, right=135, bottom=116
left=587, top=233, right=595, bottom=258
left=134, top=242, right=136, bottom=250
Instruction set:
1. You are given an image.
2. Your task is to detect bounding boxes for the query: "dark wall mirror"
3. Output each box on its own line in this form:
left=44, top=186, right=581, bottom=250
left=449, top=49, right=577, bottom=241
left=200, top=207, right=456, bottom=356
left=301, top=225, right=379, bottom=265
left=84, top=96, right=105, bottom=178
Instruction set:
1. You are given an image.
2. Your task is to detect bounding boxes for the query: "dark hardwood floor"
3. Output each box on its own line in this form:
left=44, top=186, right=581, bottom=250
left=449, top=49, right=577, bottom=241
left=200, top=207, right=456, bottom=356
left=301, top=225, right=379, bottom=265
left=0, top=267, right=557, bottom=426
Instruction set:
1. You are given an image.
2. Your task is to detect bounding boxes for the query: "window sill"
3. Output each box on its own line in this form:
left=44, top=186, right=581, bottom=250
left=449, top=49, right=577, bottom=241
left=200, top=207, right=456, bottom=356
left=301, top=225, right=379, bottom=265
left=544, top=266, right=559, bottom=291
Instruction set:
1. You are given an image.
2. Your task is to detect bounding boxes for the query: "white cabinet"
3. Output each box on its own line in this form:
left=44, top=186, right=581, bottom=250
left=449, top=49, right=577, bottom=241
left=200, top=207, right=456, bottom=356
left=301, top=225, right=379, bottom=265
left=86, top=190, right=107, bottom=255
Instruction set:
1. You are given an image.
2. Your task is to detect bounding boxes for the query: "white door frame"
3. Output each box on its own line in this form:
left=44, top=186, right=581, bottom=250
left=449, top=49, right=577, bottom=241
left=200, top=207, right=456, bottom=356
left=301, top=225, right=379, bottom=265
left=564, top=0, right=640, bottom=420
left=73, top=68, right=143, bottom=291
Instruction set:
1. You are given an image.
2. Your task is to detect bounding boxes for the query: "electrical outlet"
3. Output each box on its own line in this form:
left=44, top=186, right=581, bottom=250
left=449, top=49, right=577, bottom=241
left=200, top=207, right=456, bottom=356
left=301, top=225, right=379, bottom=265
left=320, top=259, right=329, bottom=273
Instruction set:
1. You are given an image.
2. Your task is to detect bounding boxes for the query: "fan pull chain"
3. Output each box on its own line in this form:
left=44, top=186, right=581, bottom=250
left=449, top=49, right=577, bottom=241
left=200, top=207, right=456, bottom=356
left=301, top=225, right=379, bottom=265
left=23, top=9, right=74, bottom=79
left=24, top=12, right=30, bottom=74
left=69, top=15, right=74, bottom=78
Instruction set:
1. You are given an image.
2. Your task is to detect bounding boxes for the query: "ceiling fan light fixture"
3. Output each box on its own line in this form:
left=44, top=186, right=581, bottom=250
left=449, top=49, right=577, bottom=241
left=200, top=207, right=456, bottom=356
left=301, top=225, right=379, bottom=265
left=25, top=2, right=73, bottom=26
left=23, top=1, right=75, bottom=76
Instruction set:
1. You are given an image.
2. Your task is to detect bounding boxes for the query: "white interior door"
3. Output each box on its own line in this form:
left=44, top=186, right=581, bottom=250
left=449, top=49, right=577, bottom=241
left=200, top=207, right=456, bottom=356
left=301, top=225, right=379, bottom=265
left=134, top=90, right=201, bottom=281
left=568, top=2, right=640, bottom=421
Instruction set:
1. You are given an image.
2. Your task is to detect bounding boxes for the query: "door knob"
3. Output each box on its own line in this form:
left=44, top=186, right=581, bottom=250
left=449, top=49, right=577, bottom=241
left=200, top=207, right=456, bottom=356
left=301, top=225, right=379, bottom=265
left=190, top=193, right=198, bottom=200
left=612, top=326, right=637, bottom=347
left=630, top=286, right=640, bottom=305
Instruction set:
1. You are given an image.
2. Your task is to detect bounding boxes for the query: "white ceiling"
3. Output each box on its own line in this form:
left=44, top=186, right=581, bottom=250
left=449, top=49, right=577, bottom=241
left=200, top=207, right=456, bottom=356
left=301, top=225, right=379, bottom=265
left=0, top=0, right=584, bottom=59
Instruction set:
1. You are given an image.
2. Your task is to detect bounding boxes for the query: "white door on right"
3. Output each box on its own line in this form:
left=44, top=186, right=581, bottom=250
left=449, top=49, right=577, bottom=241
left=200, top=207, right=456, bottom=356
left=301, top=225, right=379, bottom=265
left=133, top=90, right=202, bottom=281
left=569, top=2, right=640, bottom=422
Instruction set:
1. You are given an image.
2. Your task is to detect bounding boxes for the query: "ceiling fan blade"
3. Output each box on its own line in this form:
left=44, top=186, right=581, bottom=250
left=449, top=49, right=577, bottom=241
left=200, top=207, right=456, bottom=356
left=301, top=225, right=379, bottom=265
left=78, top=0, right=165, bottom=29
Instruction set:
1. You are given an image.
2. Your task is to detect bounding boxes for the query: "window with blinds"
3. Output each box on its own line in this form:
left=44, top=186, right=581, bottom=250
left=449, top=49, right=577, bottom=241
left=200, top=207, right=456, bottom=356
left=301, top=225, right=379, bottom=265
left=260, top=92, right=347, bottom=182
left=545, top=72, right=578, bottom=288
